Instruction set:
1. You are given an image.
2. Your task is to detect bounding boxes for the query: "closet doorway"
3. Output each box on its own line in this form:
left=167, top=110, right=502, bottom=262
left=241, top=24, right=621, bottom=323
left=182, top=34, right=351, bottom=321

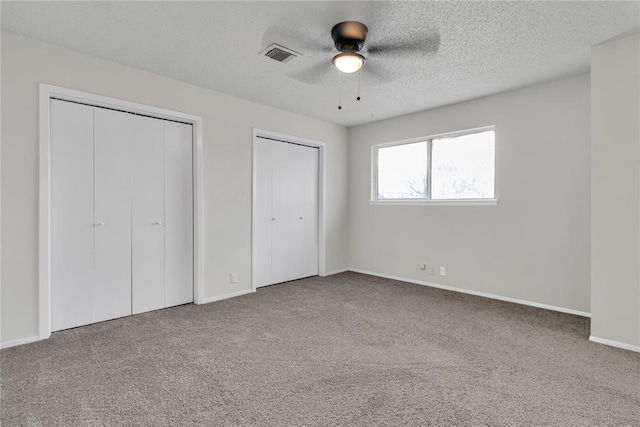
left=39, top=84, right=204, bottom=339
left=251, top=129, right=327, bottom=289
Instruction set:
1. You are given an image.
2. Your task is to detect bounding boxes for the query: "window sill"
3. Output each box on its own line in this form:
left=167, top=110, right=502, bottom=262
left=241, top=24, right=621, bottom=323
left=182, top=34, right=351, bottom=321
left=369, top=199, right=498, bottom=206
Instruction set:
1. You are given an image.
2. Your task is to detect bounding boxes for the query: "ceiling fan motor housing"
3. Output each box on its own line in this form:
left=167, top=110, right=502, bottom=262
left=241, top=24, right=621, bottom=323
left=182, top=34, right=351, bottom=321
left=331, top=21, right=368, bottom=52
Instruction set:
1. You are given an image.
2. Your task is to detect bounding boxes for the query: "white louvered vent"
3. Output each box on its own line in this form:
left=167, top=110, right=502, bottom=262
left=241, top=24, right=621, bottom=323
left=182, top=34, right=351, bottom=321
left=260, top=43, right=301, bottom=64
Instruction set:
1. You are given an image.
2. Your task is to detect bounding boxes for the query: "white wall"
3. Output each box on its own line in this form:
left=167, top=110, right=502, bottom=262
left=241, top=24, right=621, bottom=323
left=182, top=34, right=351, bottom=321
left=0, top=33, right=349, bottom=344
left=590, top=34, right=640, bottom=349
left=348, top=75, right=591, bottom=314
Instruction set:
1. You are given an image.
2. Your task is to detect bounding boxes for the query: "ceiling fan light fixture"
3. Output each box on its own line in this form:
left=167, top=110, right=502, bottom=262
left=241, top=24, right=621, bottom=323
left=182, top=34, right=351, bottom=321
left=332, top=51, right=365, bottom=73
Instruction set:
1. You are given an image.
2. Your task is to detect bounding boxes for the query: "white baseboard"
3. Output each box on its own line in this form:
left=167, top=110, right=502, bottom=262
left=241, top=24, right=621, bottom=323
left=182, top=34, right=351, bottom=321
left=1, top=335, right=39, bottom=350
left=348, top=268, right=591, bottom=318
left=589, top=336, right=640, bottom=353
left=200, top=288, right=254, bottom=304
left=322, top=268, right=349, bottom=276
left=3, top=289, right=255, bottom=349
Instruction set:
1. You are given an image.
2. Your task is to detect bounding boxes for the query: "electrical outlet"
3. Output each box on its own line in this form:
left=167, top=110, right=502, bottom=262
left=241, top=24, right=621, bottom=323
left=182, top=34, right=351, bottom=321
left=230, top=272, right=238, bottom=284
left=440, top=266, right=446, bottom=276
left=429, top=266, right=436, bottom=275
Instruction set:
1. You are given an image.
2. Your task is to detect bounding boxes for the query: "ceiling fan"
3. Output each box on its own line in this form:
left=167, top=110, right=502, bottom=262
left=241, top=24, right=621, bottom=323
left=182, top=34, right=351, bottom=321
left=271, top=20, right=441, bottom=85
left=330, top=21, right=369, bottom=74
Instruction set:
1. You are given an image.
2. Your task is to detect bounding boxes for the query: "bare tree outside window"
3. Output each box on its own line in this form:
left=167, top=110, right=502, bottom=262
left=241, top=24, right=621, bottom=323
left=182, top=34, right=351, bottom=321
left=431, top=130, right=495, bottom=199
left=377, top=141, right=427, bottom=199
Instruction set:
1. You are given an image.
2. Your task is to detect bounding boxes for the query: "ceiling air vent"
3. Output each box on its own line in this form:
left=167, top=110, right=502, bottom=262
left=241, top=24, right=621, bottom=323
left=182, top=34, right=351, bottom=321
left=261, top=43, right=301, bottom=64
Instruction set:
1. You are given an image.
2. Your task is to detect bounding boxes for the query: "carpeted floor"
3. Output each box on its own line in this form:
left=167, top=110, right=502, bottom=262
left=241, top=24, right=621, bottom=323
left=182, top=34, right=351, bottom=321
left=1, top=272, right=639, bottom=426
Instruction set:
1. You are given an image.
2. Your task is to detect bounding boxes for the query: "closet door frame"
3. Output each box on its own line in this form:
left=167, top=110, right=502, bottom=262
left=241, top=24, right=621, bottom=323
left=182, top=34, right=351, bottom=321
left=38, top=83, right=204, bottom=341
left=251, top=128, right=327, bottom=291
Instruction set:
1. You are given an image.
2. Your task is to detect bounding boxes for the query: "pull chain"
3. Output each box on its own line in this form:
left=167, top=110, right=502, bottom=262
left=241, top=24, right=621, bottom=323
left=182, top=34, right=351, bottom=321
left=357, top=70, right=361, bottom=101
left=338, top=70, right=342, bottom=110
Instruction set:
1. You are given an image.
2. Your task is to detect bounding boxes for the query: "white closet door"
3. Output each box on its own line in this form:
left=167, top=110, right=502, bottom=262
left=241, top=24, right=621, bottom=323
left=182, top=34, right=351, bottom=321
left=289, top=143, right=319, bottom=280
left=271, top=141, right=319, bottom=284
left=254, top=138, right=275, bottom=287
left=132, top=115, right=166, bottom=314
left=164, top=121, right=193, bottom=307
left=93, top=108, right=133, bottom=323
left=255, top=139, right=319, bottom=287
left=51, top=101, right=195, bottom=330
left=51, top=100, right=95, bottom=331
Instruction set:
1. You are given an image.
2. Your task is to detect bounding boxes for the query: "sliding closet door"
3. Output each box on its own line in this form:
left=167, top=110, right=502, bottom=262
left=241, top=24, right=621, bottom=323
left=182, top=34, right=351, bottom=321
left=131, top=115, right=166, bottom=314
left=93, top=108, right=133, bottom=323
left=271, top=141, right=319, bottom=284
left=50, top=100, right=95, bottom=331
left=164, top=121, right=194, bottom=307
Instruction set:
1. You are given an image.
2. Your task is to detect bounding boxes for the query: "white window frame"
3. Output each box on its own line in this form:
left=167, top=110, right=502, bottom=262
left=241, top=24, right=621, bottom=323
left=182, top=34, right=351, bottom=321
left=371, top=126, right=498, bottom=206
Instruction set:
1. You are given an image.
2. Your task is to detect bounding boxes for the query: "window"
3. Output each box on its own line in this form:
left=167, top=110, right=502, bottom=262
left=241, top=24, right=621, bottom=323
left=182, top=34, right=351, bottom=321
left=373, top=128, right=495, bottom=204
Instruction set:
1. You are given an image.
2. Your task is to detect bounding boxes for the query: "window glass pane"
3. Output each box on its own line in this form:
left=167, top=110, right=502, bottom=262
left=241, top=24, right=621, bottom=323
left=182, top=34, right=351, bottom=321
left=431, top=130, right=495, bottom=199
left=377, top=141, right=427, bottom=199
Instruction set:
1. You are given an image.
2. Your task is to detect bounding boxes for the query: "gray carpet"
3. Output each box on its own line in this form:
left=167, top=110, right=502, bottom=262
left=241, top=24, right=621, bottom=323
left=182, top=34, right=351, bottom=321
left=1, top=272, right=639, bottom=426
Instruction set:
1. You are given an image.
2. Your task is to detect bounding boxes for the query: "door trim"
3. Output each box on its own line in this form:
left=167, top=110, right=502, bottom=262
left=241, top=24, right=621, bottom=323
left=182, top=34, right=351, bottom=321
left=251, top=128, right=326, bottom=291
left=39, top=83, right=205, bottom=340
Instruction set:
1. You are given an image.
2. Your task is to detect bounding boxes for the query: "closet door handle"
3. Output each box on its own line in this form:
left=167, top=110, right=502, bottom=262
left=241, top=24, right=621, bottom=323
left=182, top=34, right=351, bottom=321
left=299, top=216, right=303, bottom=220
left=153, top=221, right=163, bottom=225
left=94, top=222, right=105, bottom=227
left=271, top=217, right=276, bottom=221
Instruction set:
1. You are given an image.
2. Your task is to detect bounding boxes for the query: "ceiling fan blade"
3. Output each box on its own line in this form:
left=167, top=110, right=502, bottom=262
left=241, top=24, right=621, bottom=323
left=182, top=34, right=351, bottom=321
left=366, top=33, right=441, bottom=59
left=262, top=25, right=334, bottom=55
left=288, top=61, right=334, bottom=85
left=362, top=60, right=401, bottom=85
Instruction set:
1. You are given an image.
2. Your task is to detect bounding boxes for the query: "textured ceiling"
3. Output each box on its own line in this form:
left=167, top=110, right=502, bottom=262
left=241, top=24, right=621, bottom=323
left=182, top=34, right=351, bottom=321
left=2, top=1, right=639, bottom=127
